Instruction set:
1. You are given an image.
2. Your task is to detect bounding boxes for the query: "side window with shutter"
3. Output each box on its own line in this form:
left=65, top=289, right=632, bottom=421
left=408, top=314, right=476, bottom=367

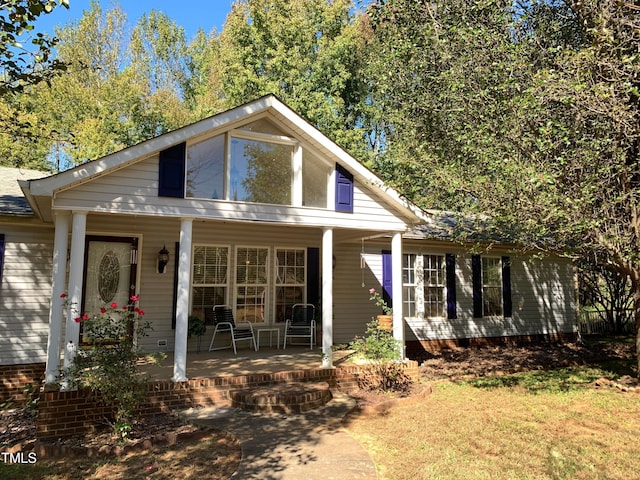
left=335, top=164, right=354, bottom=213
left=472, top=255, right=511, bottom=318
left=445, top=254, right=457, bottom=319
left=158, top=143, right=186, bottom=198
left=502, top=256, right=512, bottom=318
left=472, top=255, right=483, bottom=318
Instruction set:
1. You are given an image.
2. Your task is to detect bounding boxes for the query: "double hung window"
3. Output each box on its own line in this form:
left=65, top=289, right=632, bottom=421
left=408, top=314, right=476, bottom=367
left=472, top=255, right=511, bottom=318
left=482, top=257, right=502, bottom=317
left=190, top=244, right=309, bottom=325
left=274, top=249, right=306, bottom=322
left=191, top=246, right=229, bottom=324
left=403, top=254, right=446, bottom=318
left=235, top=247, right=269, bottom=323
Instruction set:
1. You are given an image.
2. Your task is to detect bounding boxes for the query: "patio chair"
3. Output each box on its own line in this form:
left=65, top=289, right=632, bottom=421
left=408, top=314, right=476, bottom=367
left=208, top=305, right=257, bottom=354
left=283, top=303, right=316, bottom=349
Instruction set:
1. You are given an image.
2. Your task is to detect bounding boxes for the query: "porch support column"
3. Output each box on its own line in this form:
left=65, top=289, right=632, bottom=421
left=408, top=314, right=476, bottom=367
left=63, top=211, right=87, bottom=375
left=44, top=212, right=70, bottom=386
left=392, top=232, right=405, bottom=359
left=172, top=217, right=193, bottom=382
left=321, top=227, right=333, bottom=368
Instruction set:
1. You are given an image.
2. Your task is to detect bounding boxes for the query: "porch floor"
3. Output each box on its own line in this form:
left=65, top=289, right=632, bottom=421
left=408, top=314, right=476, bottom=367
left=137, top=345, right=354, bottom=381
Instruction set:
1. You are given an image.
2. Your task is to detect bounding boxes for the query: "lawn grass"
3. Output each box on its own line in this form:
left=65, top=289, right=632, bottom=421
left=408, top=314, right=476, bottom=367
left=346, top=365, right=640, bottom=480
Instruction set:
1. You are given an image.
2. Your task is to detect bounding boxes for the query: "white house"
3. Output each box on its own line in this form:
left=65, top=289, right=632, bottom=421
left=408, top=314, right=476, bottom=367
left=0, top=95, right=577, bottom=400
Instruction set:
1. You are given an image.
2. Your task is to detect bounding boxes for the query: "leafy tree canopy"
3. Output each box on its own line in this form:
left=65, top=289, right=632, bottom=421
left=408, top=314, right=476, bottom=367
left=211, top=0, right=371, bottom=160
left=366, top=0, right=640, bottom=371
left=0, top=0, right=69, bottom=95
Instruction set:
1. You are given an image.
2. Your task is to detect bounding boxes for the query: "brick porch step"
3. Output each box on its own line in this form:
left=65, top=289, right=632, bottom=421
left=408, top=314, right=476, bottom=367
left=230, top=382, right=332, bottom=413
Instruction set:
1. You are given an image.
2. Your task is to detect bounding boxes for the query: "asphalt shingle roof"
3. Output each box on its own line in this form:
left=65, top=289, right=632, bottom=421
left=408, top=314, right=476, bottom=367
left=0, top=166, right=49, bottom=216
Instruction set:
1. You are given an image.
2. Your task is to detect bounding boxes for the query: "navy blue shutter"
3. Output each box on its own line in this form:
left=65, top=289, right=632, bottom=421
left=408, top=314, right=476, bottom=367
left=445, top=254, right=457, bottom=319
left=159, top=142, right=186, bottom=198
left=0, top=234, right=5, bottom=285
left=381, top=250, right=393, bottom=309
left=472, top=255, right=483, bottom=318
left=502, top=256, right=512, bottom=318
left=335, top=164, right=354, bottom=213
left=307, top=247, right=320, bottom=310
left=171, top=241, right=179, bottom=329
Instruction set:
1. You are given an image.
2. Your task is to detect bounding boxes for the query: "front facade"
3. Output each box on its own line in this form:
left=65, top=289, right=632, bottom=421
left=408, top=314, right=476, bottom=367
left=0, top=96, right=577, bottom=396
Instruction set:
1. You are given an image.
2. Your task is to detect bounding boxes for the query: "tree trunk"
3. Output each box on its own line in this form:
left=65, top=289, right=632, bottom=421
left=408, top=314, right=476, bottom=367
left=635, top=303, right=640, bottom=377
left=631, top=270, right=640, bottom=377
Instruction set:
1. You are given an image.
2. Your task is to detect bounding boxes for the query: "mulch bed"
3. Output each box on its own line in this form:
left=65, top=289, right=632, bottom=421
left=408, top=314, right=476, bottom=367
left=415, top=339, right=636, bottom=381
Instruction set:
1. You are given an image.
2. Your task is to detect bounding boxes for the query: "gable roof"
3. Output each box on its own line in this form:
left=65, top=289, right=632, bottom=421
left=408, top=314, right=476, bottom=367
left=20, top=95, right=427, bottom=224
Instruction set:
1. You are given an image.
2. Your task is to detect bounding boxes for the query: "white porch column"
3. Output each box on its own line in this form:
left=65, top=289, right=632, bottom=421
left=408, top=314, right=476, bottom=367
left=392, top=232, right=405, bottom=359
left=63, top=211, right=87, bottom=373
left=321, top=227, right=333, bottom=368
left=172, top=218, right=193, bottom=382
left=44, top=212, right=70, bottom=386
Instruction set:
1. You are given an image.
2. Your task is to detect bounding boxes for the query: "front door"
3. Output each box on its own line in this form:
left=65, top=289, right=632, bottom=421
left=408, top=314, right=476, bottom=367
left=82, top=236, right=138, bottom=323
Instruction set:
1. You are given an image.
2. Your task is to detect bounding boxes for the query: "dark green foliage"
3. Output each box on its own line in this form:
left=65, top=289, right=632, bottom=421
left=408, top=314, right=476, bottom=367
left=350, top=317, right=412, bottom=392
left=365, top=0, right=640, bottom=373
left=0, top=0, right=69, bottom=95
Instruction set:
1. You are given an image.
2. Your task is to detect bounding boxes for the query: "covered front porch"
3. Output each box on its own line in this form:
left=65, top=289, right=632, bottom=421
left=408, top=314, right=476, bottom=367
left=40, top=212, right=407, bottom=385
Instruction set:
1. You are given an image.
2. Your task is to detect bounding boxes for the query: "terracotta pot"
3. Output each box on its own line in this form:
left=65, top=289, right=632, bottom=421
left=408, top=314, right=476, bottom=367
left=377, top=314, right=393, bottom=331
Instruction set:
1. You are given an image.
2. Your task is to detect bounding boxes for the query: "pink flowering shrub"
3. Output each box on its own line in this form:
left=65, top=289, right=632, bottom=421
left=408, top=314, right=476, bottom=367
left=369, top=288, right=392, bottom=315
left=60, top=296, right=151, bottom=438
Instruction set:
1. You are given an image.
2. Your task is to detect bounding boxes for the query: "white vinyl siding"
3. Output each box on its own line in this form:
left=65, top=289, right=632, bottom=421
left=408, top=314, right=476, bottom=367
left=0, top=226, right=54, bottom=365
left=402, top=252, right=576, bottom=342
left=352, top=242, right=576, bottom=345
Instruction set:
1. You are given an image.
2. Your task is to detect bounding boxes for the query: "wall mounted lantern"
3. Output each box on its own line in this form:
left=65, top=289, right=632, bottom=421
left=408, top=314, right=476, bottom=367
left=157, top=244, right=170, bottom=274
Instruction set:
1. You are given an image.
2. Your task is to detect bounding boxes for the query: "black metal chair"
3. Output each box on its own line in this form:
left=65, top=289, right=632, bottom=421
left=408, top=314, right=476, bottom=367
left=208, top=305, right=257, bottom=354
left=283, top=303, right=316, bottom=349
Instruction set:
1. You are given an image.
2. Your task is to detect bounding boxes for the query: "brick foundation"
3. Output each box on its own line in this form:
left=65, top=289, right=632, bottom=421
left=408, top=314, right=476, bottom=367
left=37, top=361, right=419, bottom=440
left=406, top=332, right=579, bottom=357
left=0, top=363, right=45, bottom=404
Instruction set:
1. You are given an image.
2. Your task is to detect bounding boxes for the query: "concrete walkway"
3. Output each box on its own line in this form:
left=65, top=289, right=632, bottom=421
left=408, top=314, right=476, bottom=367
left=179, top=392, right=378, bottom=480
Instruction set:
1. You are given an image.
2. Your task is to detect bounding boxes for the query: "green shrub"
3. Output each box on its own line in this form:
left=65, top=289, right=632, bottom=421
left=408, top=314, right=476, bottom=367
left=349, top=317, right=412, bottom=393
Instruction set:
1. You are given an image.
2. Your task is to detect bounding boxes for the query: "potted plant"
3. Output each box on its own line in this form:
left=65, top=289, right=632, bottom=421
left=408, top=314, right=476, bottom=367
left=369, top=288, right=393, bottom=330
left=188, top=315, right=206, bottom=352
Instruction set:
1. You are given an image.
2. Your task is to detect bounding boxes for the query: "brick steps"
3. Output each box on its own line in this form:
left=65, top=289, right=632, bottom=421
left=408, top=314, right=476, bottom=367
left=230, top=382, right=332, bottom=413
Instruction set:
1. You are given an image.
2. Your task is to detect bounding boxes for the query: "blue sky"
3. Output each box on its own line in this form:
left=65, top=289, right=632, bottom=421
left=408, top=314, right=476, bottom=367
left=35, top=0, right=234, bottom=39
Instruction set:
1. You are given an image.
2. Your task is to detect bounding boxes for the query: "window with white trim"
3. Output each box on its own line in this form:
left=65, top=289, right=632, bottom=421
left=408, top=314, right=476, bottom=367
left=191, top=245, right=229, bottom=324
left=403, top=254, right=446, bottom=318
left=424, top=254, right=446, bottom=317
left=482, top=257, right=502, bottom=316
left=275, top=248, right=306, bottom=322
left=235, top=247, right=269, bottom=323
left=185, top=119, right=329, bottom=208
